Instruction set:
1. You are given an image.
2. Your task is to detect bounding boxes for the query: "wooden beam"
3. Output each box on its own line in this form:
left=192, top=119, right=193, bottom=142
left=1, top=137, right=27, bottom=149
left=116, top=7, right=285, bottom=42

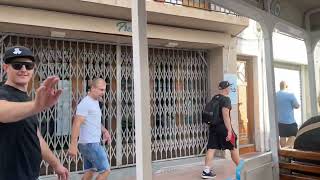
left=279, top=162, right=320, bottom=175
left=280, top=174, right=320, bottom=180
left=279, top=149, right=320, bottom=161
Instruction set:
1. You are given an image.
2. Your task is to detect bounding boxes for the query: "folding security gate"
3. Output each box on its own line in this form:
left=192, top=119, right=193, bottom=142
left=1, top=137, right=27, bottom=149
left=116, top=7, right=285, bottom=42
left=149, top=48, right=208, bottom=160
left=0, top=33, right=208, bottom=176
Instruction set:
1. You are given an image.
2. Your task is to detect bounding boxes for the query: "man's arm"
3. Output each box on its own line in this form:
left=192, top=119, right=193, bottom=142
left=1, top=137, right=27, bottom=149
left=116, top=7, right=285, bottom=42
left=293, top=103, right=300, bottom=109
left=70, top=116, right=85, bottom=146
left=0, top=100, right=38, bottom=123
left=222, top=107, right=233, bottom=141
left=37, top=129, right=60, bottom=169
left=101, top=124, right=107, bottom=133
left=222, top=107, right=232, bottom=132
left=37, top=129, right=69, bottom=180
left=101, top=124, right=111, bottom=143
left=68, top=115, right=85, bottom=158
left=292, top=94, right=300, bottom=109
left=0, top=76, right=61, bottom=123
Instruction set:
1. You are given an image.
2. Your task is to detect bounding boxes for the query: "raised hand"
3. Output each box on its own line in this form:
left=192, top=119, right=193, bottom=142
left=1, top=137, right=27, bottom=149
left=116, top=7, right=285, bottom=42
left=34, top=76, right=62, bottom=113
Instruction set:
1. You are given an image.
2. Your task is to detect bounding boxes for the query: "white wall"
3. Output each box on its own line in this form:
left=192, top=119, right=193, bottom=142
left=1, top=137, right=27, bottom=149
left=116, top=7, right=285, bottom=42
left=272, top=32, right=308, bottom=65
left=236, top=19, right=261, bottom=56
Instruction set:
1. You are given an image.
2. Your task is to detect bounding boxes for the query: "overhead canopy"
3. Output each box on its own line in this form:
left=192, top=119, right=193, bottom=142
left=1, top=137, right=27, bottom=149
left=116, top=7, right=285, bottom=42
left=234, top=0, right=320, bottom=39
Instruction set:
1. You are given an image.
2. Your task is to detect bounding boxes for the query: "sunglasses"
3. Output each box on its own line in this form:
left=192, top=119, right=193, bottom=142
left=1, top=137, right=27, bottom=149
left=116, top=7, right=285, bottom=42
left=9, top=62, right=35, bottom=70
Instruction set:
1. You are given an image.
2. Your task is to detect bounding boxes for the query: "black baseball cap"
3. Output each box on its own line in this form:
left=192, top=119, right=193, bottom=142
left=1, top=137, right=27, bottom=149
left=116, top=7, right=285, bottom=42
left=3, top=46, right=35, bottom=64
left=218, top=80, right=232, bottom=90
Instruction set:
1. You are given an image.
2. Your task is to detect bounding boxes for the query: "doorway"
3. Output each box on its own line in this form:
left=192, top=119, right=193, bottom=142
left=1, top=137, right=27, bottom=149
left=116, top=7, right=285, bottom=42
left=237, top=56, right=255, bottom=154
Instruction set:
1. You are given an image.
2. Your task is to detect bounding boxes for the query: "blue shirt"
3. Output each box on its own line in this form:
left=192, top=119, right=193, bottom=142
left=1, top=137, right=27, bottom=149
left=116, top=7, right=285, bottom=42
left=276, top=90, right=299, bottom=124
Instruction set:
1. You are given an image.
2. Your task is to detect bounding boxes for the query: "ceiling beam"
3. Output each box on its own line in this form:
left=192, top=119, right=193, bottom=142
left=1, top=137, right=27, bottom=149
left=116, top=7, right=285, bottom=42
left=305, top=8, right=320, bottom=32
left=210, top=0, right=307, bottom=39
left=263, top=0, right=272, bottom=13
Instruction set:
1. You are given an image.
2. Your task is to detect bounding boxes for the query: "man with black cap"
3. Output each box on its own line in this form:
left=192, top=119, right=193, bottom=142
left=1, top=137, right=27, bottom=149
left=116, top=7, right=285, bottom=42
left=201, top=80, right=240, bottom=179
left=0, top=46, right=69, bottom=180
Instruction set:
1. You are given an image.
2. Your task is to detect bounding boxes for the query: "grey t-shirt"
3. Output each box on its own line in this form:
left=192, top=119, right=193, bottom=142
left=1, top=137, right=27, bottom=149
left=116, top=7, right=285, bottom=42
left=76, top=96, right=102, bottom=144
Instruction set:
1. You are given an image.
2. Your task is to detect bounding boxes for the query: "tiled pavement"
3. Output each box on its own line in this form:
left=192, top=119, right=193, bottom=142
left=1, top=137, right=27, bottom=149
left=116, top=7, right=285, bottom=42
left=41, top=153, right=261, bottom=180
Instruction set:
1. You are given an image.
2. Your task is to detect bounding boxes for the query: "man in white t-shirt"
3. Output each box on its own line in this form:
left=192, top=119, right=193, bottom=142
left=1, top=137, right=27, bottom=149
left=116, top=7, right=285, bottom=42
left=68, top=78, right=111, bottom=180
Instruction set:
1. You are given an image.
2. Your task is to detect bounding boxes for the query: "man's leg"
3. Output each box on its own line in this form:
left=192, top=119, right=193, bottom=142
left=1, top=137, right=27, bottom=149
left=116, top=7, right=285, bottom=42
left=82, top=170, right=95, bottom=180
left=286, top=136, right=296, bottom=148
left=96, top=170, right=110, bottom=180
left=78, top=144, right=96, bottom=180
left=92, top=144, right=110, bottom=180
left=204, top=149, right=215, bottom=167
left=230, top=149, right=240, bottom=166
left=201, top=149, right=216, bottom=179
left=280, top=137, right=287, bottom=148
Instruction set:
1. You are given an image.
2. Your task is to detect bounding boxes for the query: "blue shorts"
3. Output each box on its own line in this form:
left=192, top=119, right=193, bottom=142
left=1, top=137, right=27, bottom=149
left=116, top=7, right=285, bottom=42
left=78, top=143, right=110, bottom=173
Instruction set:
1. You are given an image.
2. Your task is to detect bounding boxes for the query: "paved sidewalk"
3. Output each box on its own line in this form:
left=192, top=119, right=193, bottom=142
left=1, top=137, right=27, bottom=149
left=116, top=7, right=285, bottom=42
left=41, top=153, right=262, bottom=180
left=40, top=157, right=236, bottom=180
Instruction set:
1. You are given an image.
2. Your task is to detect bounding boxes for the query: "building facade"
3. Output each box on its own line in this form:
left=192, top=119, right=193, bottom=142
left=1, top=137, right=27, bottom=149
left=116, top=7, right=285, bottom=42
left=0, top=0, right=255, bottom=177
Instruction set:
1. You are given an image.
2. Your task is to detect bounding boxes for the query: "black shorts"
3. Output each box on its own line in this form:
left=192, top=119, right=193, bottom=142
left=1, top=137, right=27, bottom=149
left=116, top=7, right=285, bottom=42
left=207, top=124, right=237, bottom=150
left=278, top=123, right=298, bottom=137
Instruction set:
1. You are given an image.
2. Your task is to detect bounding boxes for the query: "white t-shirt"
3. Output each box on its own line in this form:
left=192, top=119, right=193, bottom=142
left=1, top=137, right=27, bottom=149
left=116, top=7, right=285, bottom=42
left=76, top=96, right=102, bottom=144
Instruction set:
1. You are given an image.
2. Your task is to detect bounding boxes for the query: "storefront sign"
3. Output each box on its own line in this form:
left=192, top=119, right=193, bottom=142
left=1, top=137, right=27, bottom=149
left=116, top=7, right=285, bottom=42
left=116, top=21, right=132, bottom=33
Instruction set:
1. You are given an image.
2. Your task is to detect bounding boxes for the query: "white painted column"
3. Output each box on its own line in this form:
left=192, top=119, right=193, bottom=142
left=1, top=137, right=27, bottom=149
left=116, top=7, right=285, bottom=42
left=131, top=1, right=153, bottom=180
left=305, top=38, right=318, bottom=116
left=116, top=45, right=123, bottom=166
left=261, top=22, right=279, bottom=180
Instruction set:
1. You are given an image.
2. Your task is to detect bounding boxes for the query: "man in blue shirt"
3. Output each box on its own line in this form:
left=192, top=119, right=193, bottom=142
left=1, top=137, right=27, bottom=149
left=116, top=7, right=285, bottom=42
left=276, top=81, right=300, bottom=148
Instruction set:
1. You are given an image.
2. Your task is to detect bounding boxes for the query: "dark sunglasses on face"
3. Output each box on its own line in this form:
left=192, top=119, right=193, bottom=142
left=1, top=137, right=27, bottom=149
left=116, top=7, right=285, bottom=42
left=9, top=62, right=35, bottom=70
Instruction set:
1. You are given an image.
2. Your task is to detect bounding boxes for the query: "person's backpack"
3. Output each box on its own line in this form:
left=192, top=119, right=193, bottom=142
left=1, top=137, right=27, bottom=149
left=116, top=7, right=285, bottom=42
left=202, top=95, right=222, bottom=126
